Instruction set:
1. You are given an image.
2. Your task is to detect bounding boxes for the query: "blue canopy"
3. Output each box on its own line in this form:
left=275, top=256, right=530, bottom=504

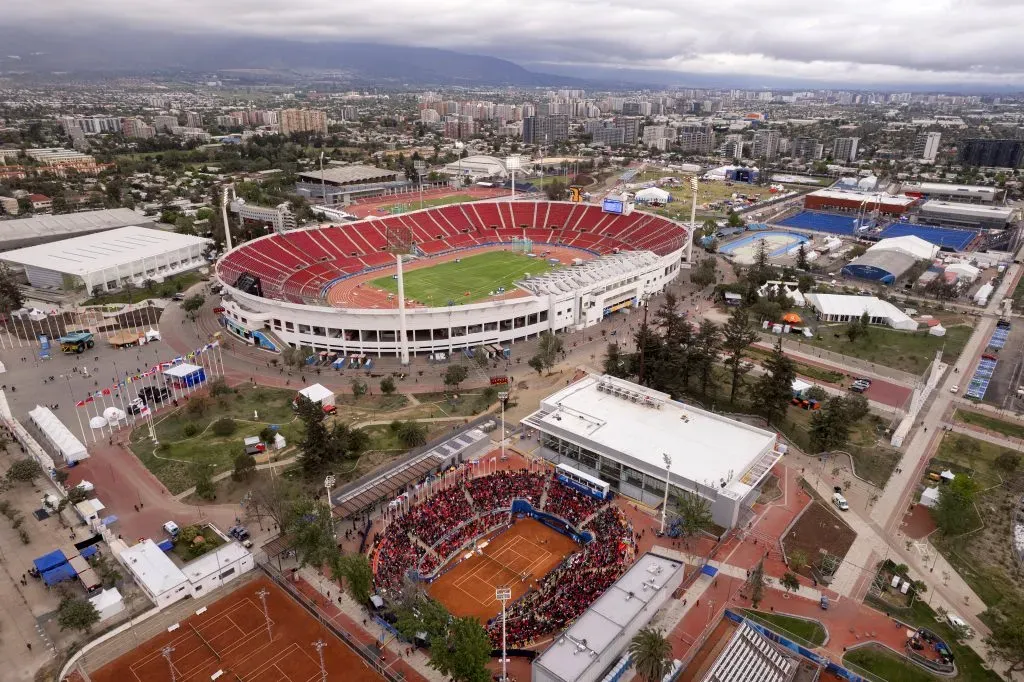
left=700, top=564, right=719, bottom=577
left=33, top=549, right=67, bottom=573
left=42, top=563, right=77, bottom=586
left=156, top=539, right=174, bottom=552
left=79, top=545, right=98, bottom=559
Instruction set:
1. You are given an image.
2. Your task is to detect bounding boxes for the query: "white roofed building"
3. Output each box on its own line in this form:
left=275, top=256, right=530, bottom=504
left=440, top=155, right=512, bottom=181
left=120, top=540, right=190, bottom=608
left=1, top=226, right=211, bottom=293
left=867, top=235, right=940, bottom=261
left=804, top=293, right=918, bottom=330
left=522, top=374, right=784, bottom=529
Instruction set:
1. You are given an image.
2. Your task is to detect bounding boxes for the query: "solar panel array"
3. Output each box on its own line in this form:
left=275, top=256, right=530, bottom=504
left=966, top=357, right=997, bottom=400
left=989, top=323, right=1011, bottom=350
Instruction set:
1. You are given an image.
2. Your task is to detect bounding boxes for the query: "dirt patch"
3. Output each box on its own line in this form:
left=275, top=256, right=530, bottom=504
left=756, top=474, right=782, bottom=504
left=782, top=501, right=857, bottom=579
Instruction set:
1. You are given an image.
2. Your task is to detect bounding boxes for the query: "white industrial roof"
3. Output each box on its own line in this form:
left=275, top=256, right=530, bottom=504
left=182, top=542, right=251, bottom=583
left=903, top=182, right=998, bottom=199
left=28, top=405, right=88, bottom=463
left=164, top=362, right=204, bottom=378
left=531, top=375, right=777, bottom=498
left=0, top=208, right=145, bottom=248
left=121, top=539, right=187, bottom=596
left=808, top=188, right=917, bottom=206
left=520, top=251, right=660, bottom=296
left=298, top=383, right=334, bottom=404
left=868, top=235, right=939, bottom=260
left=534, top=553, right=685, bottom=682
left=920, top=200, right=1016, bottom=221
left=702, top=621, right=796, bottom=682
left=89, top=587, right=123, bottom=611
left=805, top=293, right=915, bottom=327
left=1, top=226, right=210, bottom=277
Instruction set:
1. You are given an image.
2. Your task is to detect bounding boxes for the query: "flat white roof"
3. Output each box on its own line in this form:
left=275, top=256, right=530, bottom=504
left=182, top=542, right=251, bottom=583
left=808, top=188, right=917, bottom=206
left=904, top=182, right=997, bottom=198
left=535, top=553, right=685, bottom=682
left=920, top=200, right=1016, bottom=221
left=121, top=539, right=187, bottom=595
left=164, top=362, right=204, bottom=377
left=805, top=293, right=914, bottom=325
left=298, top=383, right=334, bottom=403
left=1, top=226, right=210, bottom=276
left=0, top=208, right=144, bottom=247
left=533, top=375, right=777, bottom=497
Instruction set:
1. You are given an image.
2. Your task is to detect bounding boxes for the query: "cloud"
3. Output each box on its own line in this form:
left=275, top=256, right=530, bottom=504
left=8, top=0, right=1024, bottom=85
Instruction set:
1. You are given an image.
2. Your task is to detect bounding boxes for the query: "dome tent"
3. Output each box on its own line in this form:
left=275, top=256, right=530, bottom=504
left=635, top=187, right=672, bottom=204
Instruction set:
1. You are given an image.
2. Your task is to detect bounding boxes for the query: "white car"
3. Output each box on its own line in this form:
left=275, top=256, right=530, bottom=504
left=950, top=385, right=959, bottom=394
left=832, top=492, right=849, bottom=511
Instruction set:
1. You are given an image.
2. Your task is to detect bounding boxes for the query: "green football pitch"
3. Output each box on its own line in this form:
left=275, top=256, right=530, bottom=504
left=369, top=251, right=557, bottom=306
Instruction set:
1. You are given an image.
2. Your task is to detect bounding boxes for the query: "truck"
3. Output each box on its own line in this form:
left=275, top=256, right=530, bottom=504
left=59, top=332, right=95, bottom=354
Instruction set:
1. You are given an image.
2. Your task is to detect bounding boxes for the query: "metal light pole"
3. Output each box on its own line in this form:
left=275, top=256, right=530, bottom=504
left=499, top=391, right=508, bottom=461
left=414, top=160, right=426, bottom=210
left=162, top=646, right=177, bottom=682
left=325, top=474, right=336, bottom=538
left=320, top=151, right=328, bottom=207
left=496, top=587, right=511, bottom=682
left=313, top=639, right=328, bottom=682
left=506, top=154, right=522, bottom=201
left=660, top=453, right=672, bottom=535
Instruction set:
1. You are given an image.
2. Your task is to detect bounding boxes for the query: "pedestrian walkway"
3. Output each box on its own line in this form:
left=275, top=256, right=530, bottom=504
left=944, top=421, right=1024, bottom=450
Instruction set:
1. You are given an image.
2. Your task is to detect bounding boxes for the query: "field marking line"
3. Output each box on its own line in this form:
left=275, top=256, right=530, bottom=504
left=238, top=642, right=302, bottom=681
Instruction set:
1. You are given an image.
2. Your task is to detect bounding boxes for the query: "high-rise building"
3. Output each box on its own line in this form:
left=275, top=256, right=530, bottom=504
left=957, top=139, right=1024, bottom=168
left=621, top=101, right=652, bottom=116
left=522, top=115, right=569, bottom=145
left=215, top=114, right=242, bottom=128
left=832, top=137, right=860, bottom=162
left=792, top=137, right=821, bottom=160
left=614, top=117, right=641, bottom=144
left=278, top=108, right=328, bottom=136
left=121, top=118, right=155, bottom=139
left=914, top=132, right=941, bottom=162
left=752, top=130, right=781, bottom=161
left=153, top=115, right=179, bottom=133
left=185, top=111, right=203, bottom=128
left=420, top=109, right=440, bottom=124
left=443, top=115, right=476, bottom=140
left=677, top=123, right=715, bottom=153
left=722, top=136, right=744, bottom=160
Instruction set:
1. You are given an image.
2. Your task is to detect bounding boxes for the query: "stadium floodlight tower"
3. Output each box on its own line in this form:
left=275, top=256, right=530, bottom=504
left=496, top=586, right=512, bottom=682
left=688, top=176, right=698, bottom=262
left=396, top=254, right=410, bottom=365
left=498, top=391, right=509, bottom=460
left=506, top=154, right=522, bottom=201
left=659, top=453, right=672, bottom=535
left=220, top=184, right=235, bottom=251
left=414, top=159, right=426, bottom=210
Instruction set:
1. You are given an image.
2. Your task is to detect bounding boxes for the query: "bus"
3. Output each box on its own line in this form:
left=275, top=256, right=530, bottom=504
left=555, top=463, right=611, bottom=501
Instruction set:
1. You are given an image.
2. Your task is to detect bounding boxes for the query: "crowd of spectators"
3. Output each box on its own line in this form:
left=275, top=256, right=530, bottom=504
left=466, top=471, right=548, bottom=509
left=374, top=521, right=426, bottom=592
left=542, top=478, right=604, bottom=526
left=419, top=510, right=511, bottom=575
left=403, top=486, right=474, bottom=546
left=487, top=507, right=635, bottom=647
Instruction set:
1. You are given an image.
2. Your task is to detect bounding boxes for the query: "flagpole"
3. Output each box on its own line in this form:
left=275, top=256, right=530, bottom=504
left=67, top=376, right=89, bottom=446
left=113, top=363, right=129, bottom=423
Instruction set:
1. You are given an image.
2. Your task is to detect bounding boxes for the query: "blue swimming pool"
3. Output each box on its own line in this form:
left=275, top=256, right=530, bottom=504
left=720, top=231, right=810, bottom=258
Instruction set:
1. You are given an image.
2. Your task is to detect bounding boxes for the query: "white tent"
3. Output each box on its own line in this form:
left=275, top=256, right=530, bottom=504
left=89, top=587, right=125, bottom=622
left=103, top=406, right=126, bottom=422
left=145, top=328, right=161, bottom=341
left=89, top=416, right=108, bottom=429
left=920, top=487, right=941, bottom=508
left=28, top=405, right=88, bottom=463
left=867, top=235, right=939, bottom=261
left=792, top=379, right=813, bottom=397
left=635, top=187, right=671, bottom=204
left=941, top=469, right=956, bottom=481
left=929, top=324, right=946, bottom=337
left=297, top=383, right=335, bottom=407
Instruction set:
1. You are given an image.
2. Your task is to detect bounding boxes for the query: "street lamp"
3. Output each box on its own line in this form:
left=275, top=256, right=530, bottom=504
left=506, top=154, right=522, bottom=202
left=414, top=160, right=426, bottom=210
left=324, top=474, right=336, bottom=538
left=498, top=391, right=509, bottom=461
left=659, top=453, right=672, bottom=535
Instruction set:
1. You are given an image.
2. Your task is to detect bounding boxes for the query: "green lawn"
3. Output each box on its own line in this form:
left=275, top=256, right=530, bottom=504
left=843, top=645, right=937, bottom=682
left=802, top=324, right=972, bottom=374
left=954, top=409, right=1024, bottom=440
left=786, top=405, right=899, bottom=487
left=741, top=610, right=826, bottom=646
left=84, top=271, right=206, bottom=305
left=370, top=251, right=555, bottom=306
left=748, top=346, right=845, bottom=384
left=933, top=431, right=1010, bottom=488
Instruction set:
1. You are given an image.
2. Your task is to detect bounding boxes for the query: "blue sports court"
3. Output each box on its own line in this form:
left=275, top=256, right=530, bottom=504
left=877, top=223, right=976, bottom=252
left=777, top=211, right=867, bottom=236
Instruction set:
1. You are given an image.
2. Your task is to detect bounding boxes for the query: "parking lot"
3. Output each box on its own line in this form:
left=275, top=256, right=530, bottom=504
left=972, top=320, right=1024, bottom=409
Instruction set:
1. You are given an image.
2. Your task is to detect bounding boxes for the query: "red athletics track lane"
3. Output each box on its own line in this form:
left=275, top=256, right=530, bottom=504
left=345, top=188, right=511, bottom=218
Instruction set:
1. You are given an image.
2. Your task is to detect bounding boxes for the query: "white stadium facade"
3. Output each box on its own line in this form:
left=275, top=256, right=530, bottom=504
left=214, top=200, right=692, bottom=357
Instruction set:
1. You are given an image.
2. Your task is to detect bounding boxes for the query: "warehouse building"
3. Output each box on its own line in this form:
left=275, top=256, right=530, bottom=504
left=522, top=374, right=783, bottom=529
left=0, top=208, right=147, bottom=251
left=1, top=226, right=211, bottom=293
left=901, top=182, right=1000, bottom=204
left=803, top=189, right=917, bottom=216
left=841, top=250, right=918, bottom=284
left=918, top=200, right=1017, bottom=230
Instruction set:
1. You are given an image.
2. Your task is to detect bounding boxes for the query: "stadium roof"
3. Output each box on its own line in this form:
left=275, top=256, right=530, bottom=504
left=867, top=235, right=939, bottom=260
left=1, top=226, right=210, bottom=277
left=520, top=251, right=660, bottom=296
left=804, top=293, right=917, bottom=330
left=441, top=155, right=510, bottom=178
left=533, top=552, right=686, bottom=682
left=297, top=164, right=399, bottom=186
left=919, top=200, right=1016, bottom=222
left=807, top=188, right=917, bottom=206
left=121, top=539, right=187, bottom=596
left=844, top=249, right=918, bottom=279
left=702, top=621, right=797, bottom=682
left=530, top=375, right=778, bottom=499
left=0, top=208, right=145, bottom=250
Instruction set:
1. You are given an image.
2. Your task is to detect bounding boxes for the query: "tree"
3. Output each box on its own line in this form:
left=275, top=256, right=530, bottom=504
left=350, top=378, right=368, bottom=398
left=754, top=339, right=796, bottom=426
left=536, top=331, right=563, bottom=372
left=691, top=257, right=718, bottom=289
left=397, top=421, right=428, bottom=448
left=692, top=321, right=721, bottom=396
left=211, top=418, right=236, bottom=436
left=788, top=549, right=809, bottom=572
left=985, top=612, right=1024, bottom=677
left=443, top=364, right=468, bottom=391
left=528, top=355, right=545, bottom=375
left=472, top=345, right=489, bottom=369
left=245, top=476, right=301, bottom=530
left=628, top=628, right=672, bottom=682
left=727, top=211, right=744, bottom=228
left=174, top=215, right=197, bottom=235
left=995, top=450, right=1021, bottom=473
left=379, top=376, right=396, bottom=395
left=187, top=395, right=212, bottom=416
left=296, top=394, right=333, bottom=475
left=287, top=498, right=340, bottom=571
left=182, top=294, right=205, bottom=319
left=208, top=377, right=233, bottom=397
left=57, top=596, right=100, bottom=633
left=603, top=342, right=630, bottom=378
left=192, top=462, right=216, bottom=500
left=232, top=453, right=255, bottom=481
left=753, top=238, right=769, bottom=272
left=339, top=554, right=374, bottom=604
left=909, top=579, right=927, bottom=605
left=841, top=393, right=870, bottom=422
left=809, top=397, right=851, bottom=453
left=675, top=491, right=713, bottom=538
left=780, top=572, right=801, bottom=593
left=6, top=458, right=42, bottom=484
left=748, top=559, right=767, bottom=608
left=0, top=264, right=24, bottom=314
left=722, top=308, right=758, bottom=404
left=796, top=243, right=809, bottom=270
left=933, top=474, right=979, bottom=535
left=429, top=615, right=492, bottom=682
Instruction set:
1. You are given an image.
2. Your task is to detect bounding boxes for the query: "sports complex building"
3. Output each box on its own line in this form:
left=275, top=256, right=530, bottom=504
left=215, top=200, right=691, bottom=357
left=522, top=374, right=784, bottom=529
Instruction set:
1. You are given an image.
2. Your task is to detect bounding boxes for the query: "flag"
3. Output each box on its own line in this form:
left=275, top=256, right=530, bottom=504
left=84, top=396, right=94, bottom=404
left=102, top=388, right=111, bottom=396
left=75, top=400, right=85, bottom=407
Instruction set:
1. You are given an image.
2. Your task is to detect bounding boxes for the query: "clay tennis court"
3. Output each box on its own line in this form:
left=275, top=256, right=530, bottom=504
left=90, top=576, right=385, bottom=682
left=429, top=518, right=578, bottom=621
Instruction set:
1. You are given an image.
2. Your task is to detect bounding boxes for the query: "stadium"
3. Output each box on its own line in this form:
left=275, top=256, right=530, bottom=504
left=215, top=201, right=691, bottom=357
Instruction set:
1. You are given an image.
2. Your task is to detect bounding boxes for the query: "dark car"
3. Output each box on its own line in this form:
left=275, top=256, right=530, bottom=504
left=228, top=525, right=250, bottom=541
left=139, top=386, right=171, bottom=404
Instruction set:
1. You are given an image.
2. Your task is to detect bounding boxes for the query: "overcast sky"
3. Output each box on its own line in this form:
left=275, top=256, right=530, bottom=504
left=9, top=0, right=1024, bottom=87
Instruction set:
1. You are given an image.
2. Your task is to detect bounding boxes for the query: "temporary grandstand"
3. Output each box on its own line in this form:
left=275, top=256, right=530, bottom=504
left=901, top=182, right=1000, bottom=204
left=531, top=551, right=686, bottom=682
left=522, top=374, right=783, bottom=529
left=804, top=293, right=918, bottom=330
